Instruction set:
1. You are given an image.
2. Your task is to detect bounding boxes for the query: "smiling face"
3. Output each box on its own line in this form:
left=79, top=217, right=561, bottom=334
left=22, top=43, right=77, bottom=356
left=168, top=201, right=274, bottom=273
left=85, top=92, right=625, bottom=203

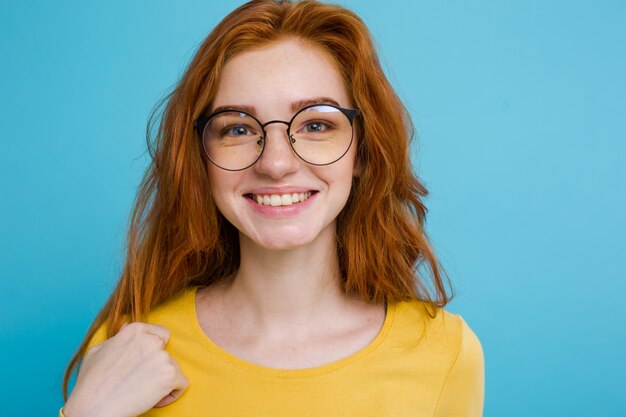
left=207, top=38, right=357, bottom=250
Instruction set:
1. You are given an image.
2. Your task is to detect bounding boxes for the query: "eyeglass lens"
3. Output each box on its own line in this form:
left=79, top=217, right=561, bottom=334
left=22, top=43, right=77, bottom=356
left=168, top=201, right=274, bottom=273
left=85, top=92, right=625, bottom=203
left=202, top=105, right=354, bottom=170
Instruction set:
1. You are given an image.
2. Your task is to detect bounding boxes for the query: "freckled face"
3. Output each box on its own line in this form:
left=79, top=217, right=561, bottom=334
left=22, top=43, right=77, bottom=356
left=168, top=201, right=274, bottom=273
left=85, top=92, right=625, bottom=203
left=207, top=38, right=357, bottom=250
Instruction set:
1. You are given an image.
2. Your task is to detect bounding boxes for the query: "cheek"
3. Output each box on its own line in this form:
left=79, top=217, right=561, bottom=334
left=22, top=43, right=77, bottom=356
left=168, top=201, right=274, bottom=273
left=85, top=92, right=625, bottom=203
left=331, top=158, right=358, bottom=204
left=344, top=145, right=360, bottom=182
left=207, top=169, right=236, bottom=213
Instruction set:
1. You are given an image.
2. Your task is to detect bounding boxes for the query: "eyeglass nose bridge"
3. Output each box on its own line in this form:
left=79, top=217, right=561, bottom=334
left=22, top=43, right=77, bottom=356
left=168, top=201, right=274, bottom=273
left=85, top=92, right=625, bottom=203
left=260, top=119, right=295, bottom=144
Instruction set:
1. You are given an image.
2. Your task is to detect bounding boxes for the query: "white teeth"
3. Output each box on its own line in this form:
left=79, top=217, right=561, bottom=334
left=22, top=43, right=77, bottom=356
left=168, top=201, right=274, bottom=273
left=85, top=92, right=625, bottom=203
left=281, top=194, right=293, bottom=205
left=270, top=195, right=281, bottom=206
left=252, top=192, right=313, bottom=206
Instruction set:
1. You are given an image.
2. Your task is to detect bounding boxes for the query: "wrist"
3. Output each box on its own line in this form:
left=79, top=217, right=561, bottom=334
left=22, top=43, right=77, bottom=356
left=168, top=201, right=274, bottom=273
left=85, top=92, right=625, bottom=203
left=62, top=400, right=116, bottom=417
left=61, top=402, right=98, bottom=417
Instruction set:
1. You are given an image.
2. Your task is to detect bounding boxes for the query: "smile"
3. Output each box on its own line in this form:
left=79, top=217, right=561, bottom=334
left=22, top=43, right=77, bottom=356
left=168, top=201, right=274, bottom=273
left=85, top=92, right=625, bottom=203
left=246, top=191, right=314, bottom=207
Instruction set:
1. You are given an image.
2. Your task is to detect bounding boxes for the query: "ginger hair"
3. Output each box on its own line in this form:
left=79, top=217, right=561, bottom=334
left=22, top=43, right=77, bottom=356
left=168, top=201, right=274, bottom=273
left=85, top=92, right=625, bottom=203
left=63, top=0, right=452, bottom=398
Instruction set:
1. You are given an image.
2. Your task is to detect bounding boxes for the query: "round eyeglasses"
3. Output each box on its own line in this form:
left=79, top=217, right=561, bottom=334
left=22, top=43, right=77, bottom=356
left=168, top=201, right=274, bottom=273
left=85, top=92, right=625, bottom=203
left=194, top=104, right=359, bottom=171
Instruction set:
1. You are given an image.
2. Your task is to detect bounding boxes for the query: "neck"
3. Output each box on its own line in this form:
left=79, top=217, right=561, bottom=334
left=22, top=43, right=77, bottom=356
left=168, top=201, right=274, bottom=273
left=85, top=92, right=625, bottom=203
left=222, top=225, right=348, bottom=332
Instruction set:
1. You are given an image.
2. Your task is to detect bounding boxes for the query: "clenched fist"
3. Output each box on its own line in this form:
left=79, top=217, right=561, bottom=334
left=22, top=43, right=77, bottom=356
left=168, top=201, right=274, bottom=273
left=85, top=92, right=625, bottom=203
left=63, top=322, right=189, bottom=417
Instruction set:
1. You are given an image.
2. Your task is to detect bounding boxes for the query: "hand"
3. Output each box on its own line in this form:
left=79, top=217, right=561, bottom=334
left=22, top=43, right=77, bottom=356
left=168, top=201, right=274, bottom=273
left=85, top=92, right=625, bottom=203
left=63, top=322, right=189, bottom=417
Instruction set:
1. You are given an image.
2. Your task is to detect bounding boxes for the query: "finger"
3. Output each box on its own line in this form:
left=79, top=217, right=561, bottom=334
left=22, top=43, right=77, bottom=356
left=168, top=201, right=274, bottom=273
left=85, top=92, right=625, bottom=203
left=118, top=322, right=171, bottom=345
left=143, top=324, right=171, bottom=345
left=153, top=361, right=189, bottom=408
left=154, top=393, right=176, bottom=408
left=153, top=386, right=187, bottom=408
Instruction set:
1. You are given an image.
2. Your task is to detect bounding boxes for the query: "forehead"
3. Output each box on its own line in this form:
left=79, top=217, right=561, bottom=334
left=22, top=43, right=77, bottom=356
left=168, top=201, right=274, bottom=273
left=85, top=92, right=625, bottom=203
left=212, top=38, right=352, bottom=115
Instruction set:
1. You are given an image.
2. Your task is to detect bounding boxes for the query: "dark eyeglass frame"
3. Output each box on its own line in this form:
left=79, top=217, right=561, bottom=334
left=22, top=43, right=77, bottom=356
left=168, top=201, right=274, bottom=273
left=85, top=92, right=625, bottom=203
left=194, top=104, right=359, bottom=171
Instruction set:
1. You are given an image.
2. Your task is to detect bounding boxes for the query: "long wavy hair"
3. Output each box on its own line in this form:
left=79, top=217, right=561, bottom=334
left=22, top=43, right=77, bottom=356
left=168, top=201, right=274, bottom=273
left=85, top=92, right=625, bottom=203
left=63, top=0, right=452, bottom=398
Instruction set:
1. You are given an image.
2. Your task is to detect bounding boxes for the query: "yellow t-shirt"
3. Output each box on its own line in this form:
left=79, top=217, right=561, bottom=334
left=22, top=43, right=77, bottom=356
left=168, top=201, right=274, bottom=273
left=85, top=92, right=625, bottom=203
left=87, top=286, right=484, bottom=416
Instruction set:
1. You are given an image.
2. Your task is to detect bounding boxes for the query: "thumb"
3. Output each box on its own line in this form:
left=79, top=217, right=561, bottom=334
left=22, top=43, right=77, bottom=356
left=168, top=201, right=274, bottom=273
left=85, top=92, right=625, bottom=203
left=153, top=362, right=189, bottom=408
left=153, top=392, right=178, bottom=408
left=154, top=385, right=188, bottom=408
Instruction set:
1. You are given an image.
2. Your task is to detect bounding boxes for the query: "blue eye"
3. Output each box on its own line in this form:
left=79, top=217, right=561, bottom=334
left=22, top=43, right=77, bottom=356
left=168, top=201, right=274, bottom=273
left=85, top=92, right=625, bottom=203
left=304, top=122, right=327, bottom=133
left=232, top=126, right=248, bottom=135
left=224, top=125, right=254, bottom=136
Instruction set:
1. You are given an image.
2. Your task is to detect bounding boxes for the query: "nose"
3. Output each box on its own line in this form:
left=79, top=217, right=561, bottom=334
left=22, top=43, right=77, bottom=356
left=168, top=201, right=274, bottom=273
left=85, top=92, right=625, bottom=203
left=254, top=124, right=301, bottom=179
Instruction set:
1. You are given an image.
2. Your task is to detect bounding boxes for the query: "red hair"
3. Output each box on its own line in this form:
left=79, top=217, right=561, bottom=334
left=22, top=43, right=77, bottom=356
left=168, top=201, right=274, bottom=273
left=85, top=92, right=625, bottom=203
left=63, top=0, right=452, bottom=398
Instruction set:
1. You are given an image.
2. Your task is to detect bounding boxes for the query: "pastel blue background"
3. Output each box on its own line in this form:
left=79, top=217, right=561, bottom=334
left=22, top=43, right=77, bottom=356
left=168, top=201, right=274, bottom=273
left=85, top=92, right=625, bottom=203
left=1, top=1, right=624, bottom=415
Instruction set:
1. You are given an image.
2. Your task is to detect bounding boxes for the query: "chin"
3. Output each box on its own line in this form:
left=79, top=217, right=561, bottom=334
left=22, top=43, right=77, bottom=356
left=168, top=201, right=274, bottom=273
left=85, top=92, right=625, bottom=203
left=252, top=233, right=317, bottom=251
left=241, top=223, right=330, bottom=251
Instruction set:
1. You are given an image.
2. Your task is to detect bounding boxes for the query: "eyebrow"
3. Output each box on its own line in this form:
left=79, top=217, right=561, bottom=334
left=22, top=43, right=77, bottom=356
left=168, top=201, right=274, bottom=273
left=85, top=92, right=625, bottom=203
left=209, top=96, right=343, bottom=116
left=290, top=97, right=342, bottom=112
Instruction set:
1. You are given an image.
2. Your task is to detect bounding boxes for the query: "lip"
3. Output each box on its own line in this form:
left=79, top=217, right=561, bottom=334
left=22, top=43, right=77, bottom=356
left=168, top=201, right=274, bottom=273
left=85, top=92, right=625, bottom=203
left=244, top=190, right=318, bottom=218
left=244, top=186, right=317, bottom=195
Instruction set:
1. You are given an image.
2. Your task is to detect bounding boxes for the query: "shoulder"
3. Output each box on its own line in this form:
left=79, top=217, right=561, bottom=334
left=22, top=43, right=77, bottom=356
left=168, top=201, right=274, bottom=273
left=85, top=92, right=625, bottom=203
left=85, top=286, right=198, bottom=350
left=147, top=285, right=198, bottom=325
left=393, top=301, right=482, bottom=353
left=392, top=301, right=484, bottom=416
left=425, top=307, right=484, bottom=394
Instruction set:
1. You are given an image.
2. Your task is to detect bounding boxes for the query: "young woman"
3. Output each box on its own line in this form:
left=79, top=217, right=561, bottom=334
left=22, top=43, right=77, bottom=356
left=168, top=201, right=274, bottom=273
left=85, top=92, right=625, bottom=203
left=62, top=1, right=484, bottom=416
